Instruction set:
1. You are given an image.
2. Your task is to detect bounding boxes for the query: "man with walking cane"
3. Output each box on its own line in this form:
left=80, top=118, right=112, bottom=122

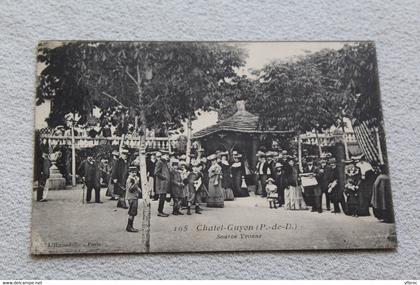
left=111, top=148, right=129, bottom=209
left=78, top=151, right=103, bottom=204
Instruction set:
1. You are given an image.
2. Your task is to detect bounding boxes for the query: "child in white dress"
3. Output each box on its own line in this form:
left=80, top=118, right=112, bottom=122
left=266, top=178, right=279, bottom=209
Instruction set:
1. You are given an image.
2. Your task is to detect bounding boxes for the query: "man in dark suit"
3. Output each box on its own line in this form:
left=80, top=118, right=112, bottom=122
left=267, top=151, right=278, bottom=179
left=328, top=158, right=347, bottom=214
left=256, top=153, right=270, bottom=197
left=317, top=158, right=331, bottom=211
left=303, top=158, right=322, bottom=212
left=78, top=153, right=102, bottom=203
left=146, top=152, right=158, bottom=200
left=274, top=162, right=286, bottom=206
left=111, top=149, right=129, bottom=209
left=154, top=151, right=171, bottom=217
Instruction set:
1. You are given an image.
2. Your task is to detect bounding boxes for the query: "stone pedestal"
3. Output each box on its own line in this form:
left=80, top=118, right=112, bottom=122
left=46, top=163, right=66, bottom=190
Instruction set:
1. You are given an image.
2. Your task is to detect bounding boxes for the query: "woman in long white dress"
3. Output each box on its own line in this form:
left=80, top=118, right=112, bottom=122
left=284, top=158, right=307, bottom=210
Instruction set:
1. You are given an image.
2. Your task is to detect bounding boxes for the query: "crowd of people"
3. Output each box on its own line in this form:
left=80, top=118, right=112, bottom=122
left=36, top=145, right=395, bottom=233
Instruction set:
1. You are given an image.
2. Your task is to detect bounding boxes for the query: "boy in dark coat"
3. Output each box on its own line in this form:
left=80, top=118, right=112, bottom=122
left=126, top=166, right=141, bottom=232
left=186, top=160, right=205, bottom=215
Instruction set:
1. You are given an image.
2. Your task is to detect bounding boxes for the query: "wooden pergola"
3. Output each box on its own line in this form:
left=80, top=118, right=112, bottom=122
left=192, top=100, right=294, bottom=170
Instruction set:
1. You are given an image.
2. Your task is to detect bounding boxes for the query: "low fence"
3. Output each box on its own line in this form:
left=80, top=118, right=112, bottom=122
left=38, top=135, right=176, bottom=151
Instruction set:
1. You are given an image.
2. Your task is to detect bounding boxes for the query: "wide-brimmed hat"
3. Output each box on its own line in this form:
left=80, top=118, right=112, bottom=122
left=345, top=159, right=355, bottom=165
left=219, top=151, right=228, bottom=157
left=266, top=151, right=278, bottom=157
left=129, top=165, right=138, bottom=172
left=275, top=162, right=283, bottom=168
left=351, top=154, right=365, bottom=162
left=256, top=151, right=266, bottom=157
left=267, top=177, right=275, bottom=183
left=86, top=149, right=94, bottom=157
left=121, top=148, right=129, bottom=154
left=155, top=151, right=162, bottom=157
left=232, top=150, right=239, bottom=156
left=207, top=154, right=217, bottom=161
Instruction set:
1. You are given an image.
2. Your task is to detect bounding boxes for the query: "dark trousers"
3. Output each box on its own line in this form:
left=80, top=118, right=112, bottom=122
left=173, top=198, right=181, bottom=212
left=158, top=193, right=166, bottom=213
left=312, top=188, right=322, bottom=212
left=321, top=190, right=331, bottom=210
left=277, top=187, right=285, bottom=205
left=260, top=174, right=268, bottom=196
left=86, top=185, right=100, bottom=202
left=347, top=203, right=359, bottom=216
left=333, top=194, right=347, bottom=213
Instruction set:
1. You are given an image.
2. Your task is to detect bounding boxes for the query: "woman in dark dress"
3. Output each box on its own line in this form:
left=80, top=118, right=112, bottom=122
left=230, top=153, right=248, bottom=197
left=358, top=169, right=376, bottom=216
left=219, top=152, right=234, bottom=201
left=371, top=165, right=395, bottom=223
left=344, top=161, right=362, bottom=217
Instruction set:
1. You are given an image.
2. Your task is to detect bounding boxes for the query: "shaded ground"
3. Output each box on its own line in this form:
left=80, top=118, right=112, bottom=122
left=31, top=185, right=396, bottom=254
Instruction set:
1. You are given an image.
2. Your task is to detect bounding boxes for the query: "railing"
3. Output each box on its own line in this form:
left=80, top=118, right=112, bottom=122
left=39, top=135, right=176, bottom=151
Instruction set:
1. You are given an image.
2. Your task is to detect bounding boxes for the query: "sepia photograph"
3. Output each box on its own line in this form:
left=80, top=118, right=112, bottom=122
left=31, top=41, right=397, bottom=254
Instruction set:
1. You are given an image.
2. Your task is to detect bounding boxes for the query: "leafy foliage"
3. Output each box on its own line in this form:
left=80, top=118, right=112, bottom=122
left=37, top=41, right=246, bottom=130
left=216, top=42, right=382, bottom=134
left=37, top=41, right=381, bottom=136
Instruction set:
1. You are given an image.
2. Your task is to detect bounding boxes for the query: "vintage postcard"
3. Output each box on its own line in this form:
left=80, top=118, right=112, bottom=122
left=31, top=41, right=396, bottom=254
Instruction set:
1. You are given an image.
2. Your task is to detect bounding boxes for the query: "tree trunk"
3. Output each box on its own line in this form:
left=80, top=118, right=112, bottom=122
left=341, top=118, right=350, bottom=160
left=186, top=118, right=192, bottom=163
left=138, top=110, right=150, bottom=253
left=71, top=113, right=76, bottom=187
left=315, top=129, right=322, bottom=157
left=135, top=63, right=151, bottom=253
left=297, top=133, right=303, bottom=172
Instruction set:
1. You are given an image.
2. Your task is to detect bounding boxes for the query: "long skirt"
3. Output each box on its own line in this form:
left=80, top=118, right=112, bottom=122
left=207, top=178, right=224, bottom=208
left=231, top=173, right=242, bottom=197
left=223, top=187, right=235, bottom=201
left=105, top=178, right=117, bottom=198
left=284, top=186, right=307, bottom=210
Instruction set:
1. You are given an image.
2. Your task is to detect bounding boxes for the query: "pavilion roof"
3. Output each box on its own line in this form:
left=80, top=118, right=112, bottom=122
left=192, top=100, right=293, bottom=139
